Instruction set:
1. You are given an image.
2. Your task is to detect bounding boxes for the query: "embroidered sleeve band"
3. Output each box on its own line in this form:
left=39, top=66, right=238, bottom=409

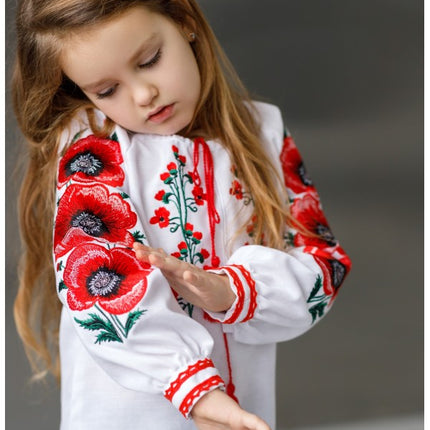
left=164, top=359, right=224, bottom=418
left=205, top=265, right=257, bottom=324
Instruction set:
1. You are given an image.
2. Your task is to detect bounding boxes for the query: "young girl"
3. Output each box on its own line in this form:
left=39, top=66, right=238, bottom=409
left=12, top=0, right=351, bottom=429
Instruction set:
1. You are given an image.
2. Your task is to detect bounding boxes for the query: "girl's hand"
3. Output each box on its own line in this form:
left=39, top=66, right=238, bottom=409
left=191, top=389, right=271, bottom=430
left=133, top=243, right=236, bottom=313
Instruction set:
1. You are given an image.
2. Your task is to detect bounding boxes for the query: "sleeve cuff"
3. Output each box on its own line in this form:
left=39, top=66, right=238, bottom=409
left=205, top=265, right=258, bottom=324
left=164, top=358, right=225, bottom=418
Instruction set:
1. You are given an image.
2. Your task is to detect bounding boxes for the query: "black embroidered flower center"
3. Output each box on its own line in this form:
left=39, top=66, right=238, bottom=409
left=87, top=268, right=124, bottom=297
left=329, top=260, right=346, bottom=289
left=298, top=162, right=313, bottom=186
left=66, top=151, right=104, bottom=176
left=71, top=211, right=107, bottom=237
left=315, top=223, right=336, bottom=247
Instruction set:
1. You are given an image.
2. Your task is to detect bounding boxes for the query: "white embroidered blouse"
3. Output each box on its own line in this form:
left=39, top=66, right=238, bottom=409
left=53, top=102, right=351, bottom=429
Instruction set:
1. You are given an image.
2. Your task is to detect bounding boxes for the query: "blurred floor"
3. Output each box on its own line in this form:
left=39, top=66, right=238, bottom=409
left=289, top=413, right=423, bottom=430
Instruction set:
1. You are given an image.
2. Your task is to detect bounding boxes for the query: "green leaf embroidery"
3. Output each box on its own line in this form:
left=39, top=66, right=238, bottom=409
left=96, top=331, right=123, bottom=344
left=110, top=132, right=119, bottom=142
left=195, top=252, right=204, bottom=264
left=307, top=275, right=323, bottom=303
left=178, top=297, right=194, bottom=317
left=121, top=192, right=130, bottom=199
left=58, top=280, right=67, bottom=292
left=132, top=230, right=146, bottom=243
left=184, top=173, right=194, bottom=184
left=162, top=192, right=173, bottom=204
left=124, top=309, right=146, bottom=335
left=285, top=232, right=295, bottom=247
left=74, top=313, right=114, bottom=332
left=72, top=130, right=84, bottom=143
left=309, top=302, right=327, bottom=324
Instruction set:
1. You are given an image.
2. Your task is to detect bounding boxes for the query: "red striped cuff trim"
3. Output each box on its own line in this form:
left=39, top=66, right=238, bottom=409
left=221, top=266, right=246, bottom=324
left=179, top=375, right=224, bottom=418
left=231, top=264, right=257, bottom=322
left=164, top=358, right=215, bottom=402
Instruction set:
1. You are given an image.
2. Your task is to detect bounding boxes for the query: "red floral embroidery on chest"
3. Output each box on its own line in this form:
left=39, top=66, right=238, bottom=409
left=149, top=144, right=217, bottom=316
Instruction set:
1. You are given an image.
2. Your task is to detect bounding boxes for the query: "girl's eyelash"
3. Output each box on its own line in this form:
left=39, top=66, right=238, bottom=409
left=95, top=49, right=161, bottom=99
left=139, top=49, right=162, bottom=69
left=96, top=85, right=117, bottom=100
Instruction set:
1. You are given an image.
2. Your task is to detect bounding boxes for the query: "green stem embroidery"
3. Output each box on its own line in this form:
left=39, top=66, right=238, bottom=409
left=113, top=314, right=128, bottom=338
left=95, top=304, right=126, bottom=338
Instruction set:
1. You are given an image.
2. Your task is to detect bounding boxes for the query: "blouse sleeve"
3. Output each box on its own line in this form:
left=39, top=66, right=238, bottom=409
left=53, top=120, right=224, bottom=418
left=204, top=103, right=352, bottom=344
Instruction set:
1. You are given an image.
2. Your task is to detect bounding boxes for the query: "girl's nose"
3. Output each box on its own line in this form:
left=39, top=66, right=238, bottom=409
left=132, top=81, right=158, bottom=107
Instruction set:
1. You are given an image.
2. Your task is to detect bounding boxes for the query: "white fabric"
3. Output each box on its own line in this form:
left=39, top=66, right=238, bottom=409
left=55, top=102, right=338, bottom=429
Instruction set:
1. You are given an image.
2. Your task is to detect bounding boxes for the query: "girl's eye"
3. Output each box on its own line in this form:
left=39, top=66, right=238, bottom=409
left=96, top=85, right=117, bottom=100
left=139, top=49, right=162, bottom=69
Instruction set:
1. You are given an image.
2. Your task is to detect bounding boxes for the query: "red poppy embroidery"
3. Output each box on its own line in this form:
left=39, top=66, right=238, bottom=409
left=314, top=256, right=347, bottom=298
left=306, top=252, right=350, bottom=323
left=193, top=231, right=203, bottom=241
left=229, top=180, right=243, bottom=200
left=178, top=241, right=187, bottom=252
left=167, top=162, right=177, bottom=171
left=58, top=135, right=125, bottom=188
left=192, top=186, right=206, bottom=205
left=64, top=244, right=151, bottom=314
left=291, top=193, right=337, bottom=248
left=54, top=184, right=137, bottom=258
left=150, top=207, right=170, bottom=228
left=160, top=172, right=172, bottom=183
left=280, top=136, right=315, bottom=194
left=155, top=190, right=166, bottom=201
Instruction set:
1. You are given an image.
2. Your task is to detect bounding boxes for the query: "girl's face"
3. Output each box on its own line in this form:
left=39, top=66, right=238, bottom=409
left=60, top=6, right=201, bottom=135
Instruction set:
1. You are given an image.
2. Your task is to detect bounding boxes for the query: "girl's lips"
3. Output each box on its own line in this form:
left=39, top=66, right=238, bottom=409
left=147, top=104, right=174, bottom=124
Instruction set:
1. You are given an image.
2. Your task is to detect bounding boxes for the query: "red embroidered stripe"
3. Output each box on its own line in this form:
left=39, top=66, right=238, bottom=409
left=223, top=333, right=238, bottom=403
left=221, top=266, right=245, bottom=324
left=231, top=264, right=258, bottom=322
left=165, top=358, right=215, bottom=402
left=179, top=375, right=224, bottom=417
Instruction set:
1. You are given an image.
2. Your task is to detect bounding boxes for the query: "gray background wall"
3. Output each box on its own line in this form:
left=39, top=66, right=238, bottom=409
left=6, top=0, right=423, bottom=429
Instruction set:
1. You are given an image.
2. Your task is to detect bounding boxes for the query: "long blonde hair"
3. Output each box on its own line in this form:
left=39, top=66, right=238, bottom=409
left=13, top=0, right=291, bottom=382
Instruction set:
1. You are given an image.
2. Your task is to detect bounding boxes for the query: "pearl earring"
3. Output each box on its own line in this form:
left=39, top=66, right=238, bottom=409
left=188, top=32, right=196, bottom=42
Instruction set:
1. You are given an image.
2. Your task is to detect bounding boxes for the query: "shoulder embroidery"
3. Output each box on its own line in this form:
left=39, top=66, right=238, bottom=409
left=60, top=244, right=151, bottom=343
left=54, top=183, right=138, bottom=257
left=58, top=134, right=125, bottom=188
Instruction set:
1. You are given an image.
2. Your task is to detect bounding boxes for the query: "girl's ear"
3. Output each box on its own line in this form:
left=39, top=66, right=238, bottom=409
left=180, top=14, right=198, bottom=42
left=186, top=31, right=196, bottom=42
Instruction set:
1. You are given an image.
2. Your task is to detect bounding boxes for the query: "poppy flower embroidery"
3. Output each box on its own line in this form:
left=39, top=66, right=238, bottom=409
left=58, top=135, right=125, bottom=188
left=192, top=186, right=206, bottom=206
left=291, top=193, right=337, bottom=248
left=54, top=184, right=137, bottom=258
left=230, top=180, right=243, bottom=200
left=306, top=255, right=349, bottom=323
left=229, top=166, right=252, bottom=205
left=150, top=207, right=171, bottom=228
left=280, top=136, right=315, bottom=194
left=63, top=243, right=152, bottom=343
